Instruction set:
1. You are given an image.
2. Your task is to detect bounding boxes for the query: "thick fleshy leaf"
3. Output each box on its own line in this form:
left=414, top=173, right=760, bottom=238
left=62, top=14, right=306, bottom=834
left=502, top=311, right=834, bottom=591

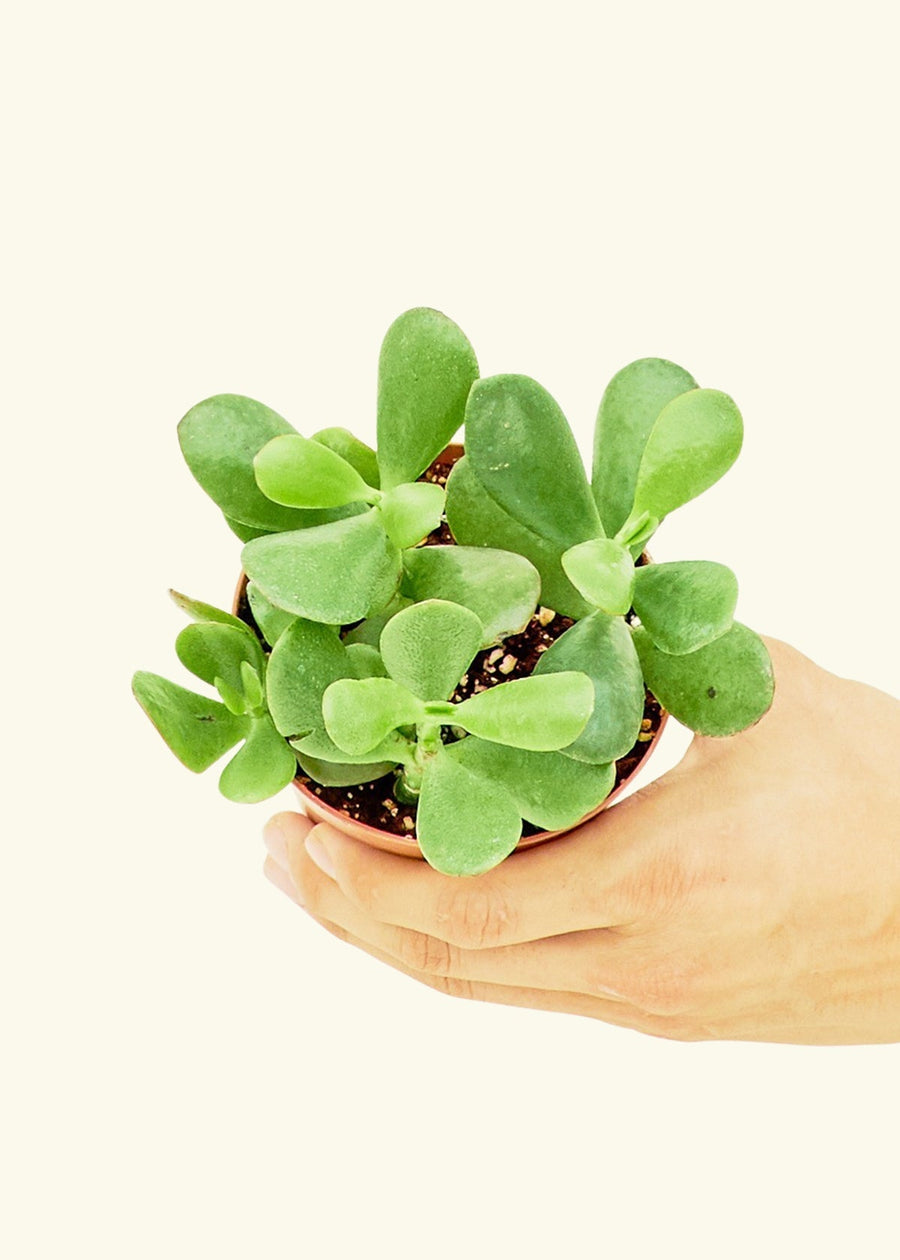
left=401, top=545, right=540, bottom=645
left=295, top=750, right=397, bottom=787
left=218, top=714, right=298, bottom=803
left=254, top=434, right=373, bottom=509
left=454, top=672, right=593, bottom=751
left=379, top=599, right=483, bottom=700
left=223, top=515, right=270, bottom=542
left=215, top=673, right=247, bottom=716
left=377, top=481, right=446, bottom=549
left=323, top=678, right=427, bottom=756
left=341, top=593, right=414, bottom=646
left=464, top=375, right=603, bottom=550
left=178, top=394, right=337, bottom=532
left=444, top=456, right=592, bottom=618
left=312, top=427, right=380, bottom=490
left=627, top=389, right=743, bottom=528
left=561, top=538, right=635, bottom=615
left=633, top=622, right=774, bottom=736
left=169, top=590, right=249, bottom=632
left=266, top=619, right=352, bottom=738
left=175, top=622, right=265, bottom=694
left=242, top=511, right=402, bottom=623
left=444, top=738, right=615, bottom=831
left=534, top=612, right=645, bottom=763
left=346, top=643, right=388, bottom=679
left=592, top=358, right=698, bottom=535
left=246, top=582, right=296, bottom=647
left=377, top=308, right=479, bottom=490
left=240, top=661, right=264, bottom=711
left=632, top=561, right=738, bottom=655
left=416, top=751, right=522, bottom=876
left=132, top=672, right=247, bottom=772
left=292, top=727, right=410, bottom=766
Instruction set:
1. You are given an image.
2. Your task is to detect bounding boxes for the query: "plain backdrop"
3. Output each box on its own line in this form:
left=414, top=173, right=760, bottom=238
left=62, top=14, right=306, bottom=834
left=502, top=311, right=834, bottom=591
left=3, top=2, right=899, bottom=1257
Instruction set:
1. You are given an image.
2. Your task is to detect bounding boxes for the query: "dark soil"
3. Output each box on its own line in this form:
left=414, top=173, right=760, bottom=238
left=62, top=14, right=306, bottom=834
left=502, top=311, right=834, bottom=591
left=238, top=447, right=665, bottom=838
left=296, top=605, right=663, bottom=837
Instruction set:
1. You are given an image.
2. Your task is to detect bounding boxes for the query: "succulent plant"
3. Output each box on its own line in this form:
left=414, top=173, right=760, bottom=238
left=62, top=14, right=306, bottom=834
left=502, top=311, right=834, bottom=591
left=134, top=310, right=774, bottom=877
left=448, top=361, right=774, bottom=741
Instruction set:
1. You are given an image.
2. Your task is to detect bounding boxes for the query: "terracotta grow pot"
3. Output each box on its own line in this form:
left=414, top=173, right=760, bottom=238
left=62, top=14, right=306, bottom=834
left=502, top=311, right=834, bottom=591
left=234, top=442, right=669, bottom=862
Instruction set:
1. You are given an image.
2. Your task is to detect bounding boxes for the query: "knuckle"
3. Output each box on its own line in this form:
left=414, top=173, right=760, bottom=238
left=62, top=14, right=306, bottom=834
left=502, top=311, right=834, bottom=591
left=398, top=928, right=454, bottom=977
left=427, top=974, right=478, bottom=1002
left=598, top=956, right=702, bottom=1017
left=341, top=861, right=382, bottom=916
left=434, top=880, right=517, bottom=950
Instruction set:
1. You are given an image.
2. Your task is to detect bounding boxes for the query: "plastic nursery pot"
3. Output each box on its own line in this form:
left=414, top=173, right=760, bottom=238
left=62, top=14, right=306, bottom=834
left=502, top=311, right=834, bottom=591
left=233, top=439, right=669, bottom=862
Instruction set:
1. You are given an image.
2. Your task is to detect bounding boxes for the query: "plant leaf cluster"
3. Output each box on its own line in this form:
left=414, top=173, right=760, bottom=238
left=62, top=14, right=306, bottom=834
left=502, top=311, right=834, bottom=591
left=134, top=311, right=775, bottom=876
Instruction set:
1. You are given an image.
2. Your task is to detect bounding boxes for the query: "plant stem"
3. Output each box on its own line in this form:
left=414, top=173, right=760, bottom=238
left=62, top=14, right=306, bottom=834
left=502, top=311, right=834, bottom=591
left=396, top=719, right=444, bottom=798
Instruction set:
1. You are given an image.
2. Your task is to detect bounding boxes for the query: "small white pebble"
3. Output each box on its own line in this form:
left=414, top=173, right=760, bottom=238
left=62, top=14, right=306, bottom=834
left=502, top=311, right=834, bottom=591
left=487, top=648, right=504, bottom=665
left=537, top=607, right=556, bottom=626
left=499, top=654, right=517, bottom=674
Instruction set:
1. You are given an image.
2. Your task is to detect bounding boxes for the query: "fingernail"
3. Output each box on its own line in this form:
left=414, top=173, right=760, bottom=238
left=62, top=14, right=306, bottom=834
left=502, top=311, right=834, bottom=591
left=305, top=828, right=336, bottom=880
left=263, top=816, right=289, bottom=871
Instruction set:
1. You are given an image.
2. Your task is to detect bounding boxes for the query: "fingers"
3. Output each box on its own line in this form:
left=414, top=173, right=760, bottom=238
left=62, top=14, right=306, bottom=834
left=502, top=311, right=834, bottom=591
left=312, top=916, right=673, bottom=1038
left=263, top=782, right=682, bottom=952
left=264, top=828, right=675, bottom=1038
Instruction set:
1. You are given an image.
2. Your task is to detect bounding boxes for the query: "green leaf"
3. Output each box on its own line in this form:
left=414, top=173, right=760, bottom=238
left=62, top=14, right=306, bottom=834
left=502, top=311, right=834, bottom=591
left=444, top=456, right=592, bottom=618
left=175, top=622, right=265, bottom=694
left=379, top=599, right=483, bottom=700
left=246, top=582, right=296, bottom=647
left=295, top=750, right=397, bottom=787
left=464, top=374, right=603, bottom=550
left=323, top=677, right=427, bottom=756
left=341, top=594, right=414, bottom=646
left=312, top=427, right=380, bottom=490
left=178, top=394, right=342, bottom=532
left=633, top=622, right=774, bottom=736
left=377, top=481, right=446, bottom=549
left=561, top=538, right=635, bottom=615
left=444, top=738, right=616, bottom=831
left=592, top=358, right=698, bottom=535
left=345, top=643, right=388, bottom=679
left=132, top=672, right=247, bottom=772
left=454, top=672, right=594, bottom=751
left=242, top=510, right=402, bottom=623
left=534, top=612, right=645, bottom=763
left=254, top=434, right=374, bottom=509
left=627, top=389, right=744, bottom=528
left=223, top=515, right=271, bottom=542
left=218, top=714, right=298, bottom=803
left=240, top=661, right=264, bottom=711
left=292, top=727, right=410, bottom=765
left=632, top=561, right=738, bottom=655
left=266, top=619, right=353, bottom=738
left=215, top=673, right=248, bottom=716
left=169, top=590, right=249, bottom=632
left=377, top=307, right=479, bottom=490
left=416, top=751, right=522, bottom=876
left=401, top=545, right=540, bottom=645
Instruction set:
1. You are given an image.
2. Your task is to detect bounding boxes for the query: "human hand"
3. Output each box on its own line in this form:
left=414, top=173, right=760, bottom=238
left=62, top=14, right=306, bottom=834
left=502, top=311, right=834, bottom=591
left=263, top=640, right=900, bottom=1044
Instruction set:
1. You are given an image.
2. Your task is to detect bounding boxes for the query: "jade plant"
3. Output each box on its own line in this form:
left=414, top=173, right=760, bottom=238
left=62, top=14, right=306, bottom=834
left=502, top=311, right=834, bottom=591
left=134, top=307, right=774, bottom=877
left=447, top=361, right=774, bottom=744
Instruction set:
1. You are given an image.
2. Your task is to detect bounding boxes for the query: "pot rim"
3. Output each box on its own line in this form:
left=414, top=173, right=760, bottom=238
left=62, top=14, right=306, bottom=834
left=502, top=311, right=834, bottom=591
left=293, top=707, right=668, bottom=858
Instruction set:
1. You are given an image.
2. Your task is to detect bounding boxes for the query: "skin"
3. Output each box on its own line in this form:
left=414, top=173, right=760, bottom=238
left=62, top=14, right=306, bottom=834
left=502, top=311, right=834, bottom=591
left=263, top=640, right=900, bottom=1044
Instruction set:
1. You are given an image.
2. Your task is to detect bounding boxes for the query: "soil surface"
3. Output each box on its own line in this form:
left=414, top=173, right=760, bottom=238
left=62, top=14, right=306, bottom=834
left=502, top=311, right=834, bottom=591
left=238, top=449, right=665, bottom=838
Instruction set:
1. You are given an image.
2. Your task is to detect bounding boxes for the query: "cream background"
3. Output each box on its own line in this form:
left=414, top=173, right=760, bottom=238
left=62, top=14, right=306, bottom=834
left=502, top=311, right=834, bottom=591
left=4, top=2, right=899, bottom=1256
